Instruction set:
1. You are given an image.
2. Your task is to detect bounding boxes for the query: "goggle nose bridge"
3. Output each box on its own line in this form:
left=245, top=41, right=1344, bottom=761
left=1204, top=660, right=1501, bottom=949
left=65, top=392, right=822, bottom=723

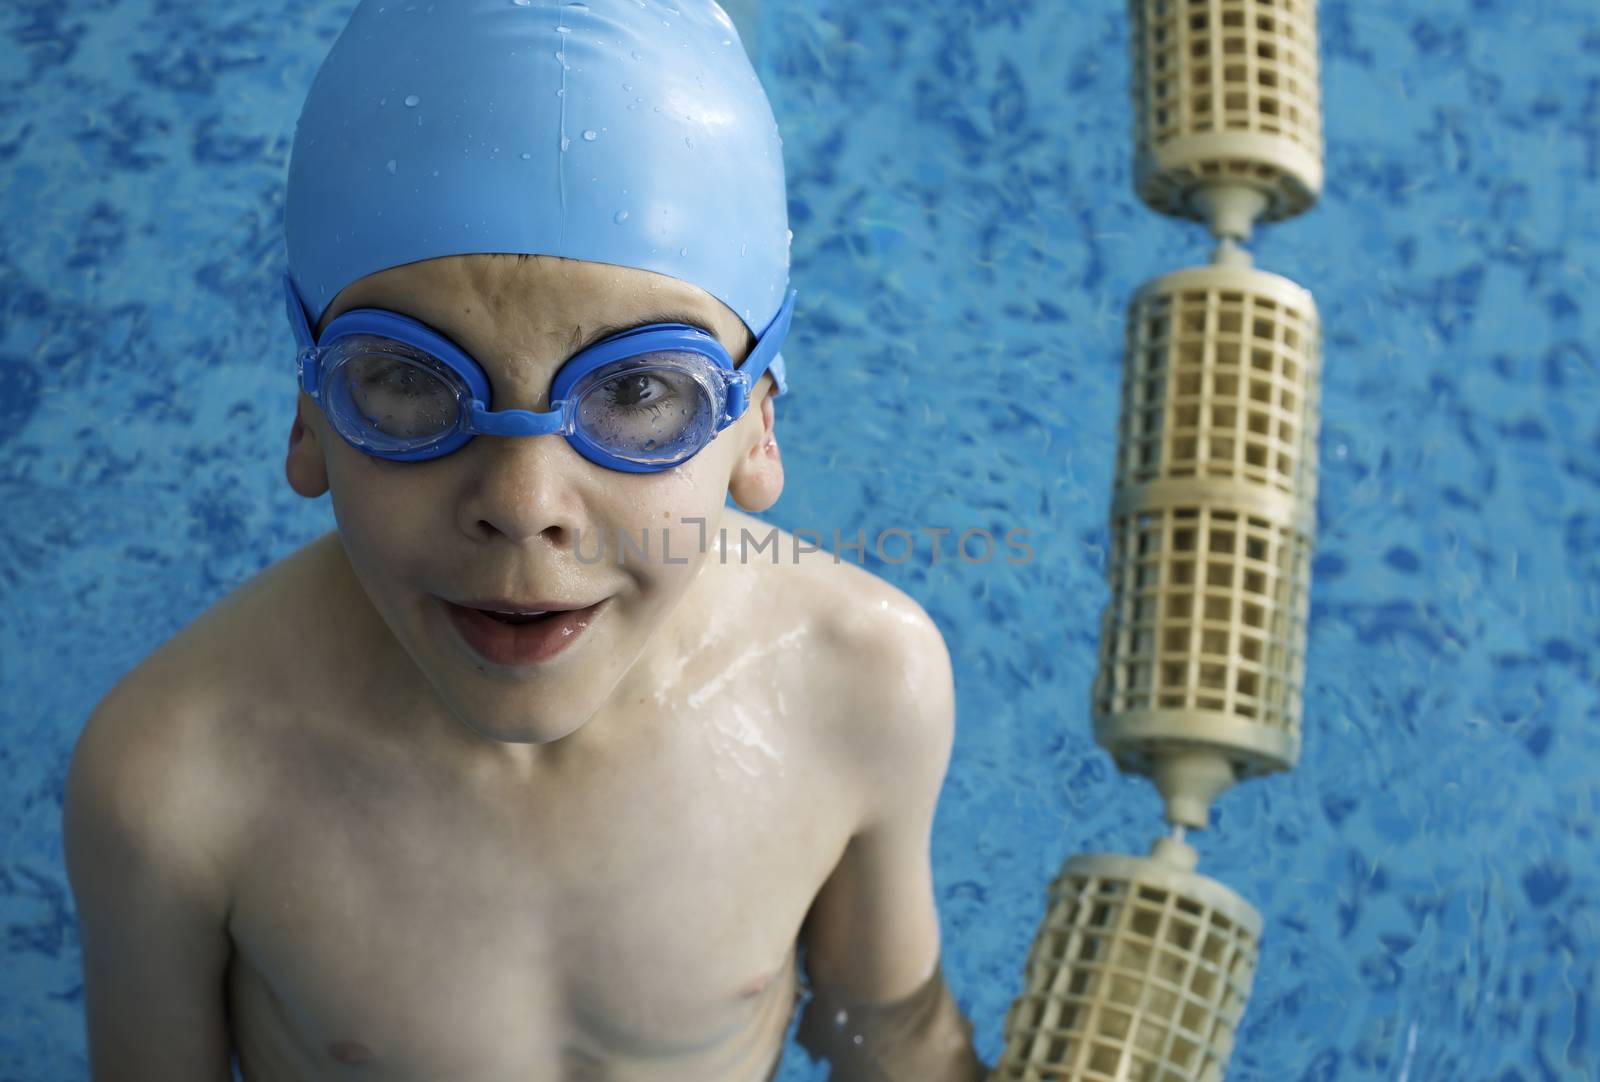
left=464, top=397, right=572, bottom=438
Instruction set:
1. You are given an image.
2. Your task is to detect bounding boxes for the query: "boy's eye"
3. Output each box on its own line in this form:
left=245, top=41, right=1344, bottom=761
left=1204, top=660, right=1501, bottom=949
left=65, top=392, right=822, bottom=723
left=341, top=352, right=459, bottom=438
left=575, top=362, right=713, bottom=456
left=362, top=358, right=432, bottom=394
left=604, top=372, right=669, bottom=409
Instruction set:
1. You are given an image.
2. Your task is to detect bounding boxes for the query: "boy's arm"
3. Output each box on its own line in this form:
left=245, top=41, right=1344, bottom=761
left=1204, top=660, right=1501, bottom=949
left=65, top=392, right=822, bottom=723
left=795, top=602, right=987, bottom=1082
left=62, top=682, right=236, bottom=1082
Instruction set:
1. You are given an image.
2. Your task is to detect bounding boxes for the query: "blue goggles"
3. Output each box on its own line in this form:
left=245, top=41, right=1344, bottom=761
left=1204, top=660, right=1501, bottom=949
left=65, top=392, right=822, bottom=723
left=284, top=273, right=795, bottom=473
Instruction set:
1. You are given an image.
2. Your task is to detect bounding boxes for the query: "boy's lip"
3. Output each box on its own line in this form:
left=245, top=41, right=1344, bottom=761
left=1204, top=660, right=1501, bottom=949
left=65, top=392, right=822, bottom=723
left=438, top=597, right=608, bottom=667
left=444, top=596, right=601, bottom=614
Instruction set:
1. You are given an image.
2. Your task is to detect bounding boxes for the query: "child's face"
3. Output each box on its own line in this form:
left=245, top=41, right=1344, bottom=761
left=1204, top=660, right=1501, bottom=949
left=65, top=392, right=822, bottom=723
left=286, top=253, right=782, bottom=749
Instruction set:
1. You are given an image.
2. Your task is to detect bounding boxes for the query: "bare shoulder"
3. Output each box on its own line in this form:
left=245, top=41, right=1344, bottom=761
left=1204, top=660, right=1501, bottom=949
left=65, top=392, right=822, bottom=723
left=723, top=510, right=956, bottom=796
left=135, top=531, right=343, bottom=697
left=66, top=643, right=240, bottom=883
left=69, top=533, right=342, bottom=863
left=723, top=509, right=946, bottom=655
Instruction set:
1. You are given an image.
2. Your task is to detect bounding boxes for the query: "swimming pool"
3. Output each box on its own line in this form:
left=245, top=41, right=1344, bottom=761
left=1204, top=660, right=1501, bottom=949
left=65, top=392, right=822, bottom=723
left=1, top=0, right=1596, bottom=1078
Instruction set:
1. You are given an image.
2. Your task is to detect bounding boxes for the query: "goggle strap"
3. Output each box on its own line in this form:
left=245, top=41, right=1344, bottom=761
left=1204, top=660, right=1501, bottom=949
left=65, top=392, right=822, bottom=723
left=723, top=371, right=750, bottom=425
left=283, top=272, right=316, bottom=353
left=735, top=289, right=797, bottom=399
left=297, top=349, right=321, bottom=400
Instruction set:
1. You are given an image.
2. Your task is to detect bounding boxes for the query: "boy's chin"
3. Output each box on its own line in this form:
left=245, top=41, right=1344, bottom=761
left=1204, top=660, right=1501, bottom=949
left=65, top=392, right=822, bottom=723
left=428, top=666, right=609, bottom=741
left=453, top=711, right=597, bottom=748
left=443, top=651, right=663, bottom=747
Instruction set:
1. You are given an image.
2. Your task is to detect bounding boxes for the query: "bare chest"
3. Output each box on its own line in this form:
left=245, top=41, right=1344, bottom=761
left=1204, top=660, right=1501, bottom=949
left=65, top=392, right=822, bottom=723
left=222, top=705, right=849, bottom=1080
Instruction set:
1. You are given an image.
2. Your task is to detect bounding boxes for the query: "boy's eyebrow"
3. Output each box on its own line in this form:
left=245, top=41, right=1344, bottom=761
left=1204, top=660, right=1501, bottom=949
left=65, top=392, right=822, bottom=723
left=569, top=311, right=719, bottom=353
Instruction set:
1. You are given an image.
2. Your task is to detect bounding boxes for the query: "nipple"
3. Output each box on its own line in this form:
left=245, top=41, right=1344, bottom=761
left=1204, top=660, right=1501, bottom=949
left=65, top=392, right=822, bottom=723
left=739, top=971, right=774, bottom=997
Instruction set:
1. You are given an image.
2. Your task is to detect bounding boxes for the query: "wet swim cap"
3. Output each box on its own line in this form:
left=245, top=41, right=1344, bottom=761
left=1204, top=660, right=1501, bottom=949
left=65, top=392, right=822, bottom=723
left=285, top=0, right=791, bottom=390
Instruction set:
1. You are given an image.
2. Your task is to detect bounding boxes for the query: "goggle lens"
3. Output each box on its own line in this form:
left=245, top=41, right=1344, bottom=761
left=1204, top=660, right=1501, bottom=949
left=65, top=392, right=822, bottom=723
left=325, top=336, right=464, bottom=451
left=573, top=352, right=720, bottom=464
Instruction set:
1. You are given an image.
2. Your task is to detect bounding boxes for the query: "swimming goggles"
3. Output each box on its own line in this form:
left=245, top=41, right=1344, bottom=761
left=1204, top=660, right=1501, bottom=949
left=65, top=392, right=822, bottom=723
left=284, top=273, right=795, bottom=473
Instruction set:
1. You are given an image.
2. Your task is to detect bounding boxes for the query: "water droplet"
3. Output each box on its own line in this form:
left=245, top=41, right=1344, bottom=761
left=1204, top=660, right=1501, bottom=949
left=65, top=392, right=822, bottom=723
left=679, top=247, right=689, bottom=257
left=555, top=25, right=571, bottom=33
left=582, top=129, right=598, bottom=141
left=561, top=136, right=571, bottom=151
left=554, top=50, right=565, bottom=61
left=613, top=210, right=629, bottom=223
left=386, top=159, right=398, bottom=174
left=684, top=136, right=694, bottom=149
left=740, top=242, right=747, bottom=256
left=622, top=83, right=632, bottom=92
left=786, top=229, right=794, bottom=243
left=379, top=97, right=387, bottom=106
left=512, top=0, right=532, bottom=6
left=520, top=151, right=532, bottom=160
left=631, top=50, right=644, bottom=60
left=404, top=94, right=421, bottom=107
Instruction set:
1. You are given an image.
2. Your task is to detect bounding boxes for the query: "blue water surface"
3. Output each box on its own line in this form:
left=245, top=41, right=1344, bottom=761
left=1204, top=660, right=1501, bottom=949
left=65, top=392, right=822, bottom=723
left=1, top=1, right=1597, bottom=1079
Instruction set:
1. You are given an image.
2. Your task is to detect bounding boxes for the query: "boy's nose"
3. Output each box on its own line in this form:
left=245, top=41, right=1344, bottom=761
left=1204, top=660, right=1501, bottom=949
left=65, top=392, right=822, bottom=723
left=457, top=432, right=590, bottom=548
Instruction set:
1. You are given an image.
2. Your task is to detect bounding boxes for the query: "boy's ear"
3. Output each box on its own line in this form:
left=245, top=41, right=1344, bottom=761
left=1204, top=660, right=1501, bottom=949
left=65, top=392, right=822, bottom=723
left=727, top=377, right=783, bottom=513
left=285, top=394, right=330, bottom=499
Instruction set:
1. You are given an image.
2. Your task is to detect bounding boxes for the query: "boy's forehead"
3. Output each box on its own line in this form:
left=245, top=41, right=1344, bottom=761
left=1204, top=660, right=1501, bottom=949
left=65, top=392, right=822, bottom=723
left=313, top=254, right=746, bottom=352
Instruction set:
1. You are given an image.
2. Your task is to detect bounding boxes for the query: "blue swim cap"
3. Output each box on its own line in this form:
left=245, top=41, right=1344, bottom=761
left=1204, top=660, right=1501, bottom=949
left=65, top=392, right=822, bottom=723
left=285, top=0, right=790, bottom=391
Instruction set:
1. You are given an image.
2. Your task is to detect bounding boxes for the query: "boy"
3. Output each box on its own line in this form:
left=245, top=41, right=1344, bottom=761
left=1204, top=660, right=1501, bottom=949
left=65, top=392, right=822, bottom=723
left=62, top=2, right=987, bottom=1079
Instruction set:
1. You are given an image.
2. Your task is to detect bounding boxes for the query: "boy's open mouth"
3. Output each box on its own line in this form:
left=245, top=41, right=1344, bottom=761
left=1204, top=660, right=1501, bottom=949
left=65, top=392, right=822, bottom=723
left=439, top=597, right=608, bottom=667
left=479, top=609, right=557, bottom=626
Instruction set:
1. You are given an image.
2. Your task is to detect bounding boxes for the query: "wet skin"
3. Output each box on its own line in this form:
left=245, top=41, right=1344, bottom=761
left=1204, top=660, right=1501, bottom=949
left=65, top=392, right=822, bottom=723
left=65, top=255, right=978, bottom=1081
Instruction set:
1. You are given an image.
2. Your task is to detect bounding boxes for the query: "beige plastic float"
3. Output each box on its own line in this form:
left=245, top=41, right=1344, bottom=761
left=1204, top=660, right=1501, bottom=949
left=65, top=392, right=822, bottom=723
left=1130, top=0, right=1324, bottom=239
left=986, top=1, right=1326, bottom=1078
left=990, top=835, right=1261, bottom=1082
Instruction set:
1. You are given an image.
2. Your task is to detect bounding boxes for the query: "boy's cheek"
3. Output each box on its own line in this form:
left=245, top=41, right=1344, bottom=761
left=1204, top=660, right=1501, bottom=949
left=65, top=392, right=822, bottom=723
left=618, top=471, right=733, bottom=574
